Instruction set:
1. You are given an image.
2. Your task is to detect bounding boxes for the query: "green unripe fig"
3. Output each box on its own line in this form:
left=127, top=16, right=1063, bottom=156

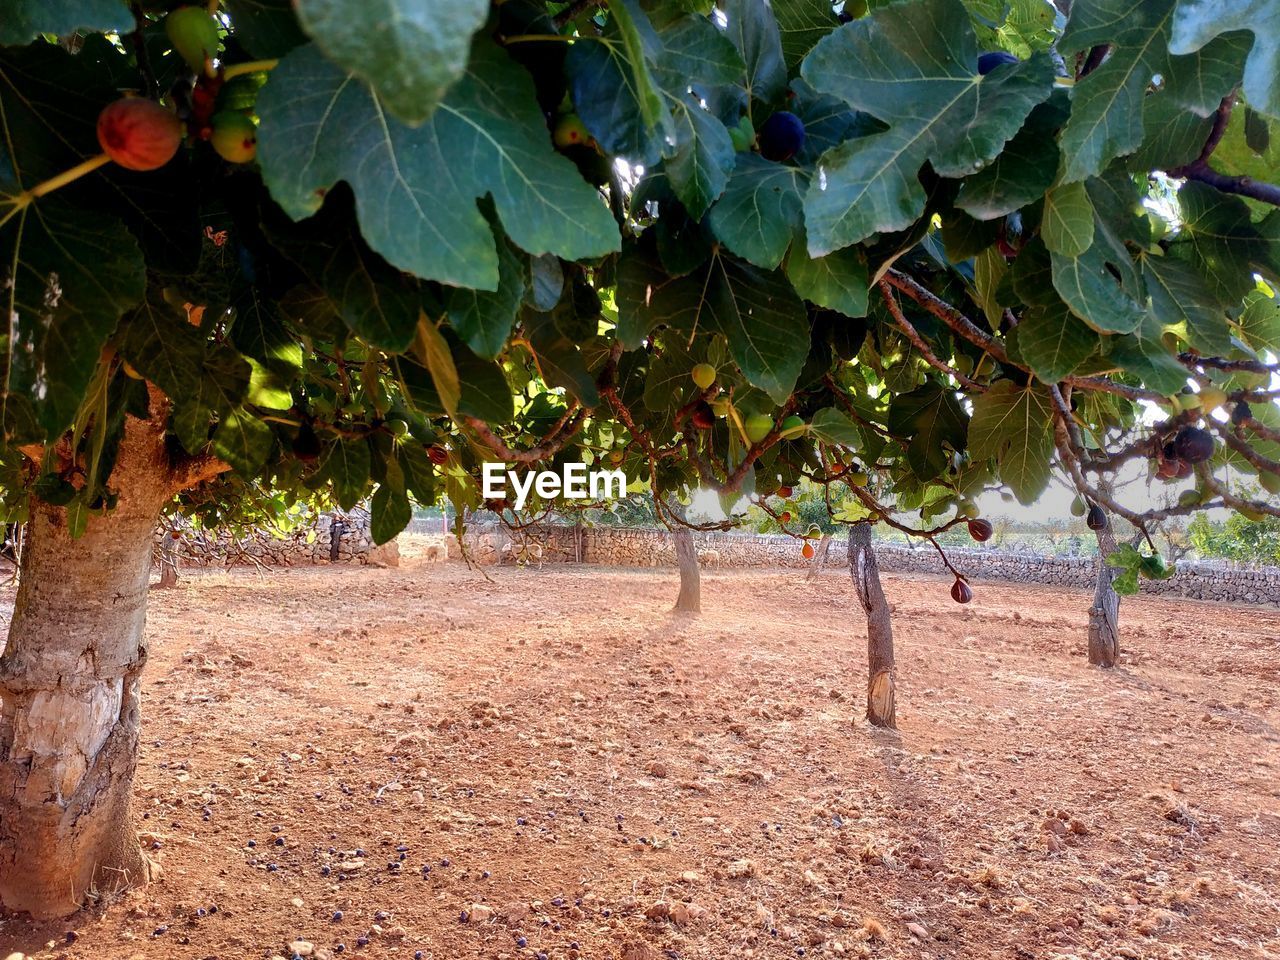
left=691, top=363, right=716, bottom=389
left=385, top=418, right=410, bottom=438
left=210, top=111, right=257, bottom=163
left=1198, top=386, right=1227, bottom=414
left=553, top=113, right=590, bottom=149
left=848, top=469, right=868, bottom=487
left=1178, top=488, right=1202, bottom=508
left=958, top=500, right=980, bottom=519
left=165, top=6, right=220, bottom=76
left=729, top=115, right=755, bottom=152
left=780, top=414, right=806, bottom=436
left=1070, top=496, right=1087, bottom=517
left=744, top=413, right=772, bottom=444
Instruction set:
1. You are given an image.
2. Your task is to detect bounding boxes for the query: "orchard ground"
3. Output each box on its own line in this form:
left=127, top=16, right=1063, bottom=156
left=1, top=542, right=1278, bottom=960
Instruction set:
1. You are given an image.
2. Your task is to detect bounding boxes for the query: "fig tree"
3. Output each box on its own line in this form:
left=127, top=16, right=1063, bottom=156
left=691, top=363, right=716, bottom=389
left=210, top=111, right=257, bottom=164
left=757, top=111, right=805, bottom=162
left=1086, top=503, right=1107, bottom=531
left=950, top=578, right=973, bottom=603
left=967, top=518, right=993, bottom=542
left=165, top=6, right=220, bottom=76
left=977, top=51, right=1019, bottom=74
left=744, top=413, right=772, bottom=443
left=97, top=98, right=183, bottom=172
left=1171, top=425, right=1214, bottom=464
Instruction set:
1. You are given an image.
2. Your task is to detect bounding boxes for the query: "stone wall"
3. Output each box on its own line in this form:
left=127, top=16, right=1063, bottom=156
left=162, top=508, right=399, bottom=569
left=454, top=522, right=1280, bottom=607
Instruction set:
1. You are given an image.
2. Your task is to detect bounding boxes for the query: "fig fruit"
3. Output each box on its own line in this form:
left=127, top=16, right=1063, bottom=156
left=951, top=578, right=973, bottom=604
left=553, top=113, right=590, bottom=149
left=1232, top=401, right=1253, bottom=425
left=777, top=485, right=793, bottom=498
left=744, top=413, right=772, bottom=444
left=292, top=422, right=322, bottom=462
left=691, top=363, right=716, bottom=389
left=977, top=51, right=1019, bottom=74
left=691, top=401, right=715, bottom=430
left=758, top=111, right=805, bottom=162
left=1086, top=503, right=1107, bottom=531
left=97, top=98, right=183, bottom=172
left=801, top=541, right=815, bottom=560
left=967, top=518, right=993, bottom=542
left=165, top=6, right=220, bottom=76
left=1171, top=425, right=1214, bottom=464
left=210, top=111, right=257, bottom=163
left=427, top=445, right=448, bottom=465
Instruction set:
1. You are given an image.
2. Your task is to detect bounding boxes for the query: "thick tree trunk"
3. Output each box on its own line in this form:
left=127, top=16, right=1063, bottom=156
left=667, top=498, right=700, bottom=614
left=848, top=524, right=895, bottom=728
left=0, top=409, right=176, bottom=918
left=806, top=533, right=832, bottom=580
left=1087, top=519, right=1121, bottom=668
left=155, top=531, right=180, bottom=589
left=673, top=526, right=701, bottom=613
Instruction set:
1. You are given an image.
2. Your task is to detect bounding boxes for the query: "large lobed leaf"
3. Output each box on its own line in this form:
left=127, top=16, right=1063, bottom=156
left=1169, top=0, right=1280, bottom=120
left=800, top=0, right=1054, bottom=255
left=256, top=39, right=620, bottom=293
left=1058, top=0, right=1249, bottom=182
left=293, top=0, right=489, bottom=125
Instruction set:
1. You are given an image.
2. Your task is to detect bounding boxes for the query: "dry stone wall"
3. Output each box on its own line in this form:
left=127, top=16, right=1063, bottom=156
left=161, top=508, right=399, bottom=568
left=453, top=522, right=1280, bottom=607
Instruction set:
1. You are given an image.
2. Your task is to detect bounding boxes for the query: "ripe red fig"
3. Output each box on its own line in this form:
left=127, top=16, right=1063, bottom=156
left=967, top=518, right=993, bottom=542
left=97, top=98, right=183, bottom=171
left=690, top=401, right=715, bottom=430
left=951, top=578, right=973, bottom=604
left=777, top=485, right=793, bottom=498
left=427, top=445, right=448, bottom=465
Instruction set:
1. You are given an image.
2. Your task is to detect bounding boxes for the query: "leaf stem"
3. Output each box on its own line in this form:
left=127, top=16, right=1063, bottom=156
left=20, top=153, right=112, bottom=203
left=222, top=58, right=279, bottom=80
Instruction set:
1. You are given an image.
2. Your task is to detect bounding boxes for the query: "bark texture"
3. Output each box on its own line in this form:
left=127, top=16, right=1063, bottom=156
left=673, top=526, right=701, bottom=613
left=668, top=499, right=700, bottom=613
left=0, top=405, right=179, bottom=917
left=1087, top=518, right=1121, bottom=668
left=849, top=524, right=895, bottom=728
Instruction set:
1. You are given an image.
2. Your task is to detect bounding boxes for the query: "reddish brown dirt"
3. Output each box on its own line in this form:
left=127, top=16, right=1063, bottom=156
left=2, top=550, right=1279, bottom=960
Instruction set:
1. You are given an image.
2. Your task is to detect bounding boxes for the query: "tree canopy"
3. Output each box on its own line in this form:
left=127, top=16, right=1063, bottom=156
left=2, top=0, right=1280, bottom=580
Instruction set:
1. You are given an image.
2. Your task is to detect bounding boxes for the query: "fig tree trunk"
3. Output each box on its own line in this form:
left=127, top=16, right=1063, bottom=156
left=848, top=523, right=895, bottom=728
left=1087, top=517, right=1121, bottom=668
left=806, top=533, right=832, bottom=580
left=155, top=531, right=180, bottom=589
left=0, top=406, right=193, bottom=918
left=668, top=500, right=700, bottom=614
